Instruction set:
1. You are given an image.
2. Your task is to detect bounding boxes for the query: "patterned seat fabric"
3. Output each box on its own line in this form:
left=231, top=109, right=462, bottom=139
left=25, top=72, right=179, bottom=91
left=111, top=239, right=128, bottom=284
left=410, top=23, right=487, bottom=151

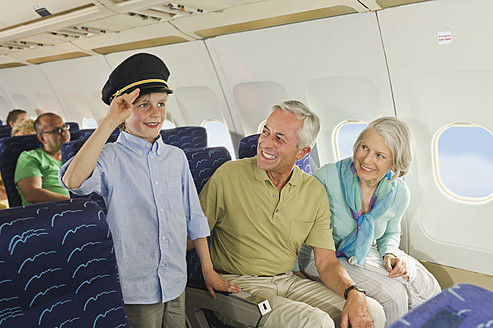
left=184, top=146, right=232, bottom=328
left=185, top=146, right=231, bottom=194
left=160, top=126, right=207, bottom=151
left=0, top=199, right=128, bottom=327
left=389, top=283, right=493, bottom=328
left=238, top=134, right=312, bottom=174
left=184, top=147, right=231, bottom=284
left=70, top=128, right=120, bottom=141
left=0, top=135, right=43, bottom=207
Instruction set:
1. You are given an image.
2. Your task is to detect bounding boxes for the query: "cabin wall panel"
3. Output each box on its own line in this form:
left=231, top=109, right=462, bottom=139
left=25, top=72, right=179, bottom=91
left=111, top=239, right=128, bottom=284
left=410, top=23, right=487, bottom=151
left=0, top=65, right=65, bottom=119
left=206, top=12, right=395, bottom=165
left=39, top=55, right=111, bottom=126
left=379, top=0, right=493, bottom=275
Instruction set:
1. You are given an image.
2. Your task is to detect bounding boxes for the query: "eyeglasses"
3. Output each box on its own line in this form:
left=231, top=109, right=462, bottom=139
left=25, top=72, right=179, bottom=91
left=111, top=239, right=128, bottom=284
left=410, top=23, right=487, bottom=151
left=40, top=124, right=69, bottom=135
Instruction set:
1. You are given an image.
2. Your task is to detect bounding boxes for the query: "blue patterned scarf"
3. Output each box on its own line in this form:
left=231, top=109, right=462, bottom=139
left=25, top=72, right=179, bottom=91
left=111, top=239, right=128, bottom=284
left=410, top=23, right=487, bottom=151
left=336, top=157, right=396, bottom=265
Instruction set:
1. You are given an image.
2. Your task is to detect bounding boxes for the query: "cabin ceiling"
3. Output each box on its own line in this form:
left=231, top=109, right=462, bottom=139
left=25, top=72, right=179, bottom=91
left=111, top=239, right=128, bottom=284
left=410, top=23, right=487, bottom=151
left=0, top=0, right=429, bottom=68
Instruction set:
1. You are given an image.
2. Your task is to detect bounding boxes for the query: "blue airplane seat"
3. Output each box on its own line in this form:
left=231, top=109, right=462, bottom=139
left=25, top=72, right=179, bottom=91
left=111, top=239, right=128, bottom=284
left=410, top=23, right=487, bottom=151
left=160, top=126, right=207, bottom=151
left=0, top=198, right=128, bottom=327
left=65, top=121, right=80, bottom=132
left=70, top=128, right=120, bottom=141
left=184, top=146, right=271, bottom=328
left=0, top=126, right=12, bottom=138
left=238, top=133, right=312, bottom=174
left=69, top=126, right=205, bottom=150
left=389, top=283, right=493, bottom=328
left=184, top=146, right=231, bottom=287
left=0, top=135, right=43, bottom=207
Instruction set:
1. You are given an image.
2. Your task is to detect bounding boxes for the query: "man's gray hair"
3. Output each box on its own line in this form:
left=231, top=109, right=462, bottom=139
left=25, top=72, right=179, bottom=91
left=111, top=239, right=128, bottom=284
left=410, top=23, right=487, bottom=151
left=352, top=116, right=413, bottom=179
left=271, top=100, right=320, bottom=149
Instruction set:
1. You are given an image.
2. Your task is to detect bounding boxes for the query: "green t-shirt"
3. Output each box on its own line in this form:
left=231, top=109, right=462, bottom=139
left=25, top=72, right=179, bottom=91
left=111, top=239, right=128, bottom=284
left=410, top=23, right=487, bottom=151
left=199, top=156, right=335, bottom=276
left=14, top=148, right=69, bottom=205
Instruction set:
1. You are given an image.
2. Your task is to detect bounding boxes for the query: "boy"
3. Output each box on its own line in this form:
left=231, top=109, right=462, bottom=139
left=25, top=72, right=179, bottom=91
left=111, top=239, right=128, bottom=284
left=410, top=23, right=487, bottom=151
left=60, top=53, right=240, bottom=328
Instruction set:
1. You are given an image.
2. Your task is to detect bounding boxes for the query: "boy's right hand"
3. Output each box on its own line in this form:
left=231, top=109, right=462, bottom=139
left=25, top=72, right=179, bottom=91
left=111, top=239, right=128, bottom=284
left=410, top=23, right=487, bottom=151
left=106, top=88, right=140, bottom=126
left=203, top=270, right=241, bottom=300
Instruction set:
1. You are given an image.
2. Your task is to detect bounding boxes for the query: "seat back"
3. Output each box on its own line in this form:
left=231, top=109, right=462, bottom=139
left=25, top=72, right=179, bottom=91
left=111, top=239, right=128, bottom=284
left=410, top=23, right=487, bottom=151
left=161, top=126, right=207, bottom=151
left=0, top=135, right=43, bottom=207
left=185, top=146, right=231, bottom=198
left=184, top=147, right=271, bottom=327
left=238, top=134, right=312, bottom=174
left=184, top=146, right=231, bottom=284
left=0, top=126, right=12, bottom=138
left=65, top=122, right=80, bottom=132
left=389, top=283, right=493, bottom=328
left=70, top=128, right=120, bottom=141
left=0, top=199, right=128, bottom=327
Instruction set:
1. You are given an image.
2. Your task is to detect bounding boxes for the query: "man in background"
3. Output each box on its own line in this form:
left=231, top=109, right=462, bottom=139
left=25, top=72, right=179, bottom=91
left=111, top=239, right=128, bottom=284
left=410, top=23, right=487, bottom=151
left=14, top=113, right=70, bottom=205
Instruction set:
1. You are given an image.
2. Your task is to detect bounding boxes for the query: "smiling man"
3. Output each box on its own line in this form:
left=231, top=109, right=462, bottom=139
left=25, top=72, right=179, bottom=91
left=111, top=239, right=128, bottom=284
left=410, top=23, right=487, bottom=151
left=14, top=112, right=71, bottom=205
left=199, top=100, right=385, bottom=328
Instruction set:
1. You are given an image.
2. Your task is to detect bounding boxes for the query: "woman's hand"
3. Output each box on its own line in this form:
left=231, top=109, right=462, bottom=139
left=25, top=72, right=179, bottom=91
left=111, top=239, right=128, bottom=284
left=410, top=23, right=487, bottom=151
left=384, top=253, right=409, bottom=279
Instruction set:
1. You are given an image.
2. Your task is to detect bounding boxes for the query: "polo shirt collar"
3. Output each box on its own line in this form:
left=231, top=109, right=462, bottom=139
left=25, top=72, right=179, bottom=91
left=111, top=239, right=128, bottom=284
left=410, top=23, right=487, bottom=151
left=252, top=156, right=303, bottom=186
left=116, top=131, right=164, bottom=157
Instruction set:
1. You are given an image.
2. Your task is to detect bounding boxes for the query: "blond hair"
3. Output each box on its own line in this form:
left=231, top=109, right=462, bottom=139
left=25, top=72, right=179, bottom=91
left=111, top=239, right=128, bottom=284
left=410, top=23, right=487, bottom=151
left=11, top=118, right=35, bottom=136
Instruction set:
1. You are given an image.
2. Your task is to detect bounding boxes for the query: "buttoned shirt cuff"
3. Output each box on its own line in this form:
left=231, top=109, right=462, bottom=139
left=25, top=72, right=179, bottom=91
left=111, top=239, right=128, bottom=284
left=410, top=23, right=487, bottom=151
left=379, top=245, right=400, bottom=258
left=187, top=215, right=210, bottom=241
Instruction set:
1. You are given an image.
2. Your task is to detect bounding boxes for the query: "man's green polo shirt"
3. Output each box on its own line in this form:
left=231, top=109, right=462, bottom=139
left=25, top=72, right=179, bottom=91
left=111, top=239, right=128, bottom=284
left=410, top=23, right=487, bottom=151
left=14, top=148, right=69, bottom=205
left=199, top=156, right=335, bottom=276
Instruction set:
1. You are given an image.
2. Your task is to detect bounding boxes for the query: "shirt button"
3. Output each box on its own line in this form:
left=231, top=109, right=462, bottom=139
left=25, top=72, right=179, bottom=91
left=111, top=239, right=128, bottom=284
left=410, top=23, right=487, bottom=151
left=162, top=236, right=165, bottom=241
left=273, top=194, right=277, bottom=198
left=160, top=208, right=164, bottom=212
left=139, top=151, right=142, bottom=155
left=155, top=181, right=159, bottom=185
left=161, top=263, right=164, bottom=267
left=275, top=209, right=279, bottom=213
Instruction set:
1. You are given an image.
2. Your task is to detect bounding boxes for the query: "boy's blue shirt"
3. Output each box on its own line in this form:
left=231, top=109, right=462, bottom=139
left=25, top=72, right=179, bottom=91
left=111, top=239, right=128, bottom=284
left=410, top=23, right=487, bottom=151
left=59, top=132, right=210, bottom=304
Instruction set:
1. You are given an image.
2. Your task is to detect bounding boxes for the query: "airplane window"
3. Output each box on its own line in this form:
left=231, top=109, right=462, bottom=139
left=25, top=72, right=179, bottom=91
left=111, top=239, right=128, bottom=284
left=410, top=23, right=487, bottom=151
left=203, top=120, right=236, bottom=160
left=162, top=120, right=175, bottom=130
left=84, top=117, right=98, bottom=128
left=334, top=121, right=367, bottom=160
left=435, top=124, right=493, bottom=201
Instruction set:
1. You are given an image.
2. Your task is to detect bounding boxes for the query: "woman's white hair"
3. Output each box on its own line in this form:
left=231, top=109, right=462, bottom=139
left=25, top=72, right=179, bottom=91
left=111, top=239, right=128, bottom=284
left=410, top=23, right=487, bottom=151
left=352, top=117, right=413, bottom=179
left=272, top=100, right=320, bottom=149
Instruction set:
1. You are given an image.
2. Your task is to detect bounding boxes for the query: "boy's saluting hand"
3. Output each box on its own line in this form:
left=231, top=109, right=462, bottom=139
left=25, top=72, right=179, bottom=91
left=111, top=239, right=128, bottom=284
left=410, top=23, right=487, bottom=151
left=106, top=88, right=141, bottom=127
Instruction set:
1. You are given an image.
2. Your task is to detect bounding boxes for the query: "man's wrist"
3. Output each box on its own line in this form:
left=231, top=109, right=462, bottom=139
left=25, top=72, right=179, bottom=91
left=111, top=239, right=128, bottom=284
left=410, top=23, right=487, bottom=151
left=344, top=284, right=366, bottom=300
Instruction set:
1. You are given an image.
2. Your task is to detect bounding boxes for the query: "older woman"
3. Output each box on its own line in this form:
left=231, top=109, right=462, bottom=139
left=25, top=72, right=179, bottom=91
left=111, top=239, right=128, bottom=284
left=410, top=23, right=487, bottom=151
left=298, top=117, right=441, bottom=326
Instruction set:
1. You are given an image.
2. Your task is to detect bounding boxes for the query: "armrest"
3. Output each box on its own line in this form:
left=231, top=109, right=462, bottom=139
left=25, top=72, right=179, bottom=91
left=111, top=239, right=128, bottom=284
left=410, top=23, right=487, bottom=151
left=185, top=287, right=271, bottom=328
